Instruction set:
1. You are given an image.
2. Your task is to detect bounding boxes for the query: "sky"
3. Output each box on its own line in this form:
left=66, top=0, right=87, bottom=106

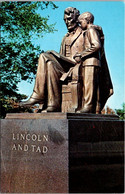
left=18, top=1, right=125, bottom=110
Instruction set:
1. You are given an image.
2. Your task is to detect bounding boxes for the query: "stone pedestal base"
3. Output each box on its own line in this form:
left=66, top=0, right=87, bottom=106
left=1, top=113, right=124, bottom=193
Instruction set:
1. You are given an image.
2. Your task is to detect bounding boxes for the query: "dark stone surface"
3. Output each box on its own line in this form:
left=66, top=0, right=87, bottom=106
left=69, top=118, right=124, bottom=193
left=67, top=113, right=119, bottom=120
left=1, top=119, right=68, bottom=193
left=1, top=114, right=124, bottom=193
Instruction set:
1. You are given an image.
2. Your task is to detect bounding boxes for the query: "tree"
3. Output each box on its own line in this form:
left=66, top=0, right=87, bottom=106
left=0, top=1, right=58, bottom=118
left=101, top=106, right=116, bottom=115
left=115, top=103, right=125, bottom=120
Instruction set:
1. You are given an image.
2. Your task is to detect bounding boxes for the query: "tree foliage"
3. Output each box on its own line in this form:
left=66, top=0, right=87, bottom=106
left=0, top=1, right=58, bottom=117
left=115, top=103, right=125, bottom=120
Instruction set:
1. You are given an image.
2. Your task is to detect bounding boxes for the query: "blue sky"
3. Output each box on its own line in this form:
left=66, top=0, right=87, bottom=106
left=18, top=1, right=124, bottom=110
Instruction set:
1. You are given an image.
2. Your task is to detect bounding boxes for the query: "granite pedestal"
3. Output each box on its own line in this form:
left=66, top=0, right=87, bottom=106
left=1, top=113, right=124, bottom=193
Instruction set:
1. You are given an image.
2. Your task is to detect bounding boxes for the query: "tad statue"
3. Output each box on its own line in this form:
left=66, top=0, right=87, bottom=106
left=20, top=7, right=113, bottom=114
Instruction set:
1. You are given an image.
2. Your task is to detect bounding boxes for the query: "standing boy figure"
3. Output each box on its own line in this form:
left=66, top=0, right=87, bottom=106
left=74, top=12, right=113, bottom=113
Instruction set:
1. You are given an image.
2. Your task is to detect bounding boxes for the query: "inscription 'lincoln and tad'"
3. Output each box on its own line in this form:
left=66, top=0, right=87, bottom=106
left=12, top=133, right=49, bottom=154
left=12, top=133, right=49, bottom=142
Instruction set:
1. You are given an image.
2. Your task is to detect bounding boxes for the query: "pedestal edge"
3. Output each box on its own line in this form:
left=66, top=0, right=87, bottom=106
left=5, top=112, right=119, bottom=120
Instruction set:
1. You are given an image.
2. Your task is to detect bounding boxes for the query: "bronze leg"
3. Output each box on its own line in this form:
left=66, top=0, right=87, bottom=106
left=32, top=53, right=48, bottom=100
left=47, top=60, right=63, bottom=110
left=20, top=53, right=64, bottom=110
left=79, top=66, right=99, bottom=113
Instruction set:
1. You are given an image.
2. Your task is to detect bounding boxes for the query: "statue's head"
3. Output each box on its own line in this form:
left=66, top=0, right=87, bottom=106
left=64, top=7, right=80, bottom=31
left=78, top=12, right=94, bottom=29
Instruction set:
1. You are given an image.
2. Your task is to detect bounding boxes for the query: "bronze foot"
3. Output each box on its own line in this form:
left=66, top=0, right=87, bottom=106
left=46, top=106, right=60, bottom=112
left=77, top=107, right=92, bottom=113
left=19, top=97, right=44, bottom=107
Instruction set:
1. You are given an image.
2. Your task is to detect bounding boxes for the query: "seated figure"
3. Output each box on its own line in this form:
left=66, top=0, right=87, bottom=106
left=20, top=7, right=84, bottom=112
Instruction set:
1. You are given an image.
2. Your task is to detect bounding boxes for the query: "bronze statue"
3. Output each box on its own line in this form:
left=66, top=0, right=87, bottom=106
left=74, top=12, right=113, bottom=113
left=20, top=8, right=113, bottom=114
left=20, top=7, right=81, bottom=112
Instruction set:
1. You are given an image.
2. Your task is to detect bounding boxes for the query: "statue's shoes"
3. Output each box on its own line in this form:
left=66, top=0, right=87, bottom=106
left=46, top=106, right=60, bottom=112
left=19, top=97, right=43, bottom=107
left=77, top=107, right=92, bottom=113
